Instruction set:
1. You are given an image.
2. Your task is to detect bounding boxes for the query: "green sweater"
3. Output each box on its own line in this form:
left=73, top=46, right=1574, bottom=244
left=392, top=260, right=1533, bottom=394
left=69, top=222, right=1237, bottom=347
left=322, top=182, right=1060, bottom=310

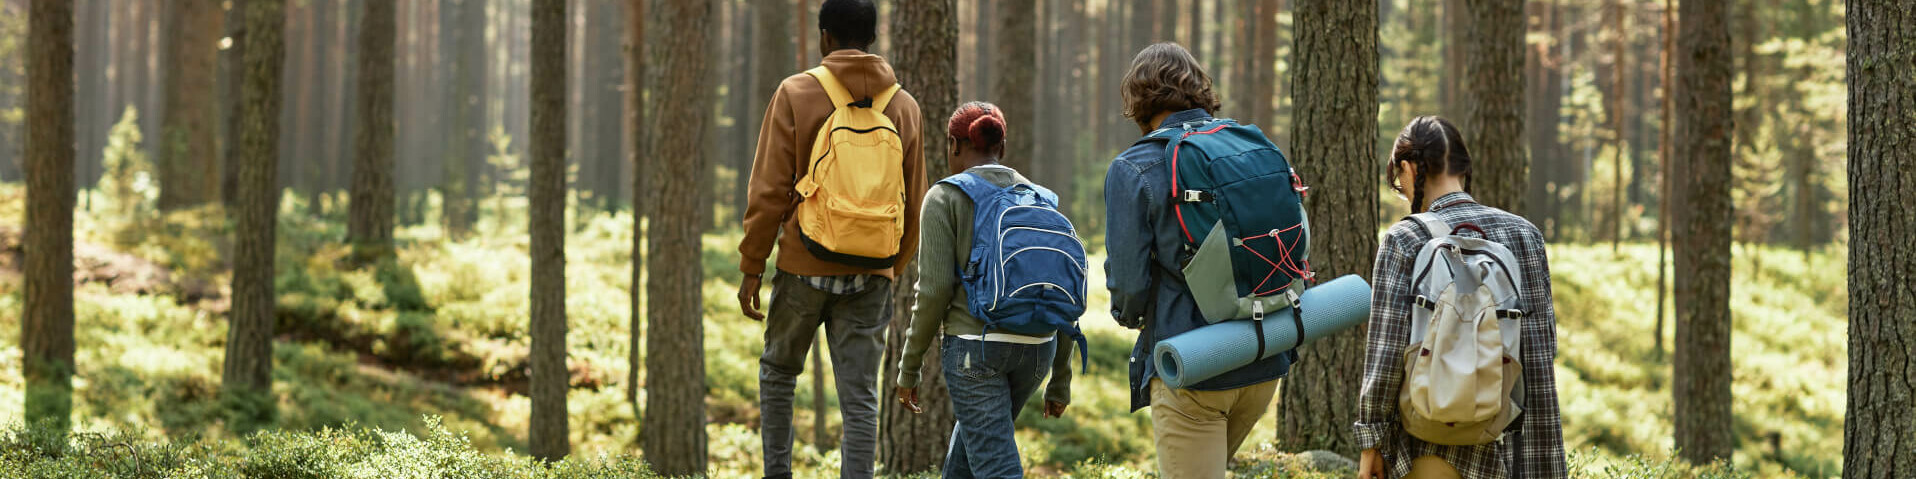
left=896, top=166, right=1073, bottom=405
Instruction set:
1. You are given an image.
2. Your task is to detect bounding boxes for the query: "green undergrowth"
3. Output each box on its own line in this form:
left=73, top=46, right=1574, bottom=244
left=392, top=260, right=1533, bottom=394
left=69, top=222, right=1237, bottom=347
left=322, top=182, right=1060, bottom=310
left=0, top=181, right=1846, bottom=477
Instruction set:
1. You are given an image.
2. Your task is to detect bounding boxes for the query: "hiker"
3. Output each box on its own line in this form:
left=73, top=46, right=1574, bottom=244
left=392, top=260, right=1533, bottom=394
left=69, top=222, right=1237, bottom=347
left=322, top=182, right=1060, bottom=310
left=893, top=102, right=1084, bottom=479
left=733, top=0, right=926, bottom=476
left=1353, top=116, right=1566, bottom=479
left=1104, top=43, right=1298, bottom=479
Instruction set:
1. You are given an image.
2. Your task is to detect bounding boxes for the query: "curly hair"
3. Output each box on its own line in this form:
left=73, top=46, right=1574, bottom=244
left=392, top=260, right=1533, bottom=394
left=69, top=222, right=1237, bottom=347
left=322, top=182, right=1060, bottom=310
left=947, top=101, right=1007, bottom=153
left=1388, top=116, right=1473, bottom=213
left=1120, top=43, right=1222, bottom=130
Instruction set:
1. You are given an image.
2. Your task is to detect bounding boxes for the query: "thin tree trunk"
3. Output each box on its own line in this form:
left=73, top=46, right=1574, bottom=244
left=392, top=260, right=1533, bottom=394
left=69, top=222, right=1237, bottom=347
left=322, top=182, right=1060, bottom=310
left=1441, top=0, right=1466, bottom=116
left=1671, top=0, right=1733, bottom=463
left=1280, top=0, right=1378, bottom=455
left=1844, top=1, right=1916, bottom=475
left=878, top=0, right=959, bottom=472
left=222, top=0, right=285, bottom=434
left=1252, top=0, right=1277, bottom=132
left=23, top=0, right=76, bottom=433
left=624, top=0, right=647, bottom=443
left=1609, top=0, right=1627, bottom=252
left=1463, top=0, right=1526, bottom=214
left=528, top=0, right=569, bottom=461
left=349, top=0, right=396, bottom=265
left=158, top=0, right=223, bottom=211
left=222, top=0, right=247, bottom=208
left=1653, top=0, right=1671, bottom=359
left=643, top=0, right=714, bottom=474
left=994, top=0, right=1036, bottom=173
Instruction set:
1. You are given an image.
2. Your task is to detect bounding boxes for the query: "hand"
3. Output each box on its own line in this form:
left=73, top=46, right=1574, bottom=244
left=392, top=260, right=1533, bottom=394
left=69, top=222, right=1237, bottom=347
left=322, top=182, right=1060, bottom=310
left=895, top=387, right=921, bottom=414
left=1356, top=448, right=1385, bottom=479
left=1043, top=400, right=1067, bottom=418
left=738, top=275, right=764, bottom=321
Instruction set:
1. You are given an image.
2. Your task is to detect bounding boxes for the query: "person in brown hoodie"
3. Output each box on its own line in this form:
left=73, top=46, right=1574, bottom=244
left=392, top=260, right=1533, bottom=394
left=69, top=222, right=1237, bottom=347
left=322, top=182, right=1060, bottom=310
left=733, top=1, right=925, bottom=477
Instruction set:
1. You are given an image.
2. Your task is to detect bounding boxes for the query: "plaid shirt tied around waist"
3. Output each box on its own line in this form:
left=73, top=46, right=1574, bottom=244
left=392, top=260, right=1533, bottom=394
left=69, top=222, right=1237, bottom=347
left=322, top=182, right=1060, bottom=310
left=1353, top=192, right=1568, bottom=479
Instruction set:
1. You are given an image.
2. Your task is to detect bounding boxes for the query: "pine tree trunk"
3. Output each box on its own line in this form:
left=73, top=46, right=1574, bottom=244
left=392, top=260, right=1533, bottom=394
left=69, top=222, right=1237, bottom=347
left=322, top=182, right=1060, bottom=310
left=1441, top=0, right=1466, bottom=116
left=879, top=0, right=959, bottom=471
left=643, top=0, right=714, bottom=475
left=527, top=0, right=571, bottom=462
left=1252, top=0, right=1277, bottom=132
left=23, top=0, right=76, bottom=433
left=994, top=0, right=1036, bottom=173
left=1280, top=0, right=1377, bottom=455
left=222, top=0, right=247, bottom=208
left=348, top=0, right=396, bottom=265
left=1654, top=0, right=1672, bottom=358
left=1844, top=2, right=1916, bottom=476
left=1461, top=0, right=1525, bottom=213
left=157, top=0, right=222, bottom=211
left=1671, top=0, right=1733, bottom=464
left=222, top=0, right=285, bottom=434
left=441, top=0, right=480, bottom=239
left=624, top=0, right=647, bottom=441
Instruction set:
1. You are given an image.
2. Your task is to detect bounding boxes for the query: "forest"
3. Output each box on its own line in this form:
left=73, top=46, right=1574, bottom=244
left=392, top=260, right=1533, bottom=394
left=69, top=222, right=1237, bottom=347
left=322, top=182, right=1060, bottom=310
left=0, top=0, right=1904, bottom=477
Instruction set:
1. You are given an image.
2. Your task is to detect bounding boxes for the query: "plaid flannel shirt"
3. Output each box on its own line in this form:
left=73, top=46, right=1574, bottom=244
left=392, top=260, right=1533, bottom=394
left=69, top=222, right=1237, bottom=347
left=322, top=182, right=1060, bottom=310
left=799, top=274, right=877, bottom=295
left=1353, top=192, right=1567, bottom=479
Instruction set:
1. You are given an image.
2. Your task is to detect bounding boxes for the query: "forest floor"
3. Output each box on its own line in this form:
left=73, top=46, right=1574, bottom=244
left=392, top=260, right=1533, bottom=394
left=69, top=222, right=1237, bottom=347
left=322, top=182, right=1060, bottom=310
left=0, top=188, right=1839, bottom=478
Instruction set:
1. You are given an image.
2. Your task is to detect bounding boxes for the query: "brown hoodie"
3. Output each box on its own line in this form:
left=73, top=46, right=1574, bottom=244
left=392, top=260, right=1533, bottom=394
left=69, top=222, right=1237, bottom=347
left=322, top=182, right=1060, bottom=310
left=738, top=50, right=926, bottom=280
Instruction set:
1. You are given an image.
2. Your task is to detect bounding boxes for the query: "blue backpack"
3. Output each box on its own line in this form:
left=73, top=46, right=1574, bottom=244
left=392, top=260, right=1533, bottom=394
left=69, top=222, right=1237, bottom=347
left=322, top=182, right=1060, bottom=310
left=1138, top=118, right=1312, bottom=360
left=938, top=171, right=1090, bottom=369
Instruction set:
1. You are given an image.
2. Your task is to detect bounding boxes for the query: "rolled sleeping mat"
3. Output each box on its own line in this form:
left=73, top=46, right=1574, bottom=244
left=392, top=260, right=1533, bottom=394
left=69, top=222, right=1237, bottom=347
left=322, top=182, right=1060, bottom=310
left=1152, top=274, right=1372, bottom=389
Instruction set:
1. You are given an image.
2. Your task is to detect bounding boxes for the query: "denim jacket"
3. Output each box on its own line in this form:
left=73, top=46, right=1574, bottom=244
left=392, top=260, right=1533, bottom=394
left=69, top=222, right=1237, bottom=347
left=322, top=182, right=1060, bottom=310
left=1103, top=108, right=1295, bottom=412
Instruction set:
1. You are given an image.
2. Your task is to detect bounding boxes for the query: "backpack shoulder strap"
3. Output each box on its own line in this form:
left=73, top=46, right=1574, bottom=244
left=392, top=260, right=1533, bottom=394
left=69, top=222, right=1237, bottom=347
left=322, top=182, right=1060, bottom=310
left=935, top=172, right=1007, bottom=206
left=803, top=66, right=855, bottom=110
left=870, top=83, right=903, bottom=112
left=1407, top=212, right=1451, bottom=239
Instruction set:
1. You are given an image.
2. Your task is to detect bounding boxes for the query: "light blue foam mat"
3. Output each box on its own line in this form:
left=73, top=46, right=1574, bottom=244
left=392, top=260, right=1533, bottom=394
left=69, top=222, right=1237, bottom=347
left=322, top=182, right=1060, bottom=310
left=1152, top=274, right=1372, bottom=388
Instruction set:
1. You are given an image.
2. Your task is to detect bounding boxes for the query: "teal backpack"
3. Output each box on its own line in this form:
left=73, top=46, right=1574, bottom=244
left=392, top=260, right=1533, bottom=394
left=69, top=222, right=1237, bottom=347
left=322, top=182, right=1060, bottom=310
left=1139, top=118, right=1313, bottom=358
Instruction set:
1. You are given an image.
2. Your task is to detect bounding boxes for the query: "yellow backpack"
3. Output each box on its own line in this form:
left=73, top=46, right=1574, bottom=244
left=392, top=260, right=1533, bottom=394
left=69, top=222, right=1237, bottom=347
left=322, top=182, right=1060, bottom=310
left=794, top=66, right=907, bottom=269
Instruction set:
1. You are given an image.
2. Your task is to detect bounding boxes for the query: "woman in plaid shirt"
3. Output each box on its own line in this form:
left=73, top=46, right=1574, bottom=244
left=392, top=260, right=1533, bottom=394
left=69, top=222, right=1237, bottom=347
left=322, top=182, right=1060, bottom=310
left=1354, top=116, right=1567, bottom=479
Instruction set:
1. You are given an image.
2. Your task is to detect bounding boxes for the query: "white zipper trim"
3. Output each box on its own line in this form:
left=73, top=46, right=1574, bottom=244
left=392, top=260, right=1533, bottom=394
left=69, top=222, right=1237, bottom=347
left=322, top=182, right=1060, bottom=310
left=1006, top=282, right=1081, bottom=307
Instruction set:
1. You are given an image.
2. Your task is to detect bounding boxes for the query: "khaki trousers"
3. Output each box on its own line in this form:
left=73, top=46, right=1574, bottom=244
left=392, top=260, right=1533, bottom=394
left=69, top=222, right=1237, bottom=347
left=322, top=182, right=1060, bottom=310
left=1149, top=378, right=1280, bottom=479
left=1406, top=455, right=1463, bottom=478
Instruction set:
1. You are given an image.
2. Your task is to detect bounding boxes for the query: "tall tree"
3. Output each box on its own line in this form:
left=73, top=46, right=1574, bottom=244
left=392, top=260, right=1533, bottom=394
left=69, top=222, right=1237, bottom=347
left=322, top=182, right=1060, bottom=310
left=23, top=0, right=75, bottom=433
left=157, top=0, right=223, bottom=210
left=529, top=0, right=569, bottom=461
left=1252, top=0, right=1277, bottom=134
left=223, top=0, right=286, bottom=434
left=1844, top=0, right=1916, bottom=476
left=348, top=0, right=396, bottom=264
left=222, top=0, right=248, bottom=207
left=994, top=0, right=1036, bottom=173
left=441, top=0, right=483, bottom=239
left=1462, top=0, right=1526, bottom=213
left=879, top=0, right=959, bottom=473
left=1671, top=0, right=1733, bottom=464
left=1440, top=0, right=1466, bottom=116
left=1653, top=0, right=1672, bottom=358
left=624, top=0, right=648, bottom=440
left=1280, top=0, right=1377, bottom=455
left=643, top=0, right=714, bottom=474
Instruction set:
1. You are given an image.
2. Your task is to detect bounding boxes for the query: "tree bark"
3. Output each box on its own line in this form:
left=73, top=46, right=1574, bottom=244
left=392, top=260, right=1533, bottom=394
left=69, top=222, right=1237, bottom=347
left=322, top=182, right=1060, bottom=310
left=993, top=0, right=1036, bottom=173
left=1280, top=0, right=1377, bottom=455
left=1462, top=0, right=1525, bottom=214
left=643, top=0, right=714, bottom=475
left=528, top=0, right=571, bottom=462
left=440, top=0, right=481, bottom=239
left=23, top=0, right=75, bottom=433
left=878, top=0, right=959, bottom=473
left=157, top=0, right=222, bottom=211
left=1251, top=0, right=1278, bottom=132
left=1441, top=0, right=1467, bottom=116
left=222, top=0, right=285, bottom=434
left=624, top=0, right=648, bottom=443
left=1844, top=1, right=1916, bottom=476
left=1671, top=0, right=1733, bottom=464
left=222, top=0, right=247, bottom=208
left=348, top=0, right=396, bottom=265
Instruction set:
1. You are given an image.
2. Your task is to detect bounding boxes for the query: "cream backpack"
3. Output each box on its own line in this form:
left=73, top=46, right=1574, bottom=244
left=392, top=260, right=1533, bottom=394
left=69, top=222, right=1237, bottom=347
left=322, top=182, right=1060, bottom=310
left=792, top=66, right=906, bottom=269
left=1398, top=212, right=1527, bottom=446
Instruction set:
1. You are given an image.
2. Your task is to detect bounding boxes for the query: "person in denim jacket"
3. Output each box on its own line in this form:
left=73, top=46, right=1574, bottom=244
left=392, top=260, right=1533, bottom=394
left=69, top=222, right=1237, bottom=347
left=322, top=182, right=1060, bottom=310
left=1103, top=42, right=1295, bottom=479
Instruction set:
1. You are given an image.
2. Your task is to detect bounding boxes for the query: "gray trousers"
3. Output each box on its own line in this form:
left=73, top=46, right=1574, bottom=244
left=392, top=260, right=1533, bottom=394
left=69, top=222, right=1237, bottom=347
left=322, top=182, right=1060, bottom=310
left=760, top=273, right=892, bottom=479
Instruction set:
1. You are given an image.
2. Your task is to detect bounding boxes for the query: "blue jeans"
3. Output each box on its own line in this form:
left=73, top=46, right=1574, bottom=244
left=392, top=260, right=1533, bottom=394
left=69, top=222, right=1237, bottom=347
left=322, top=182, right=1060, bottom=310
left=940, top=336, right=1056, bottom=479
